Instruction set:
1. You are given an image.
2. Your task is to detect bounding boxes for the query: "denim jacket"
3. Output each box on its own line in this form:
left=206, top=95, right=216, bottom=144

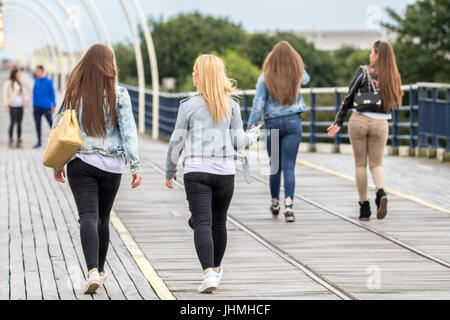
left=165, top=94, right=260, bottom=183
left=247, top=71, right=310, bottom=130
left=52, top=86, right=141, bottom=174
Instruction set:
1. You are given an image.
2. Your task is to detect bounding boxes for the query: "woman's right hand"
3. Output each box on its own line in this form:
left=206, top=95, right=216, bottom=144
left=165, top=176, right=177, bottom=189
left=5, top=105, right=10, bottom=113
left=327, top=124, right=341, bottom=138
left=54, top=168, right=66, bottom=184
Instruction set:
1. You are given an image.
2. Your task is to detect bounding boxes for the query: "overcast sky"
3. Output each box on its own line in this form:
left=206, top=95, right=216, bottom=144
left=1, top=0, right=415, bottom=58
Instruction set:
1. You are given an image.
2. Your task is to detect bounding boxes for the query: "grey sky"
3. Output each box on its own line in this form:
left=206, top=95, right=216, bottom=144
left=1, top=0, right=415, bottom=58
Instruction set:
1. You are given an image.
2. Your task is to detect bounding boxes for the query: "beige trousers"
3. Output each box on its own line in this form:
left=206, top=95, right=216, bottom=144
left=348, top=113, right=389, bottom=202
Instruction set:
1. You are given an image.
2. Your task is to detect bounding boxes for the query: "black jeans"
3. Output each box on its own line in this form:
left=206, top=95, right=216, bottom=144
left=34, top=107, right=53, bottom=144
left=8, top=107, right=24, bottom=139
left=184, top=172, right=235, bottom=270
left=67, top=158, right=122, bottom=272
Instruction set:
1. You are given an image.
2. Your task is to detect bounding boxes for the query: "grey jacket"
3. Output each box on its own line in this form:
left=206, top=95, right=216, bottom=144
left=165, top=94, right=260, bottom=183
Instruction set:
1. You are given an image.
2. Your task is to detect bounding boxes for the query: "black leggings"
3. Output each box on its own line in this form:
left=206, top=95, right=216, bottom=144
left=184, top=172, right=235, bottom=270
left=67, top=158, right=122, bottom=272
left=9, top=107, right=24, bottom=139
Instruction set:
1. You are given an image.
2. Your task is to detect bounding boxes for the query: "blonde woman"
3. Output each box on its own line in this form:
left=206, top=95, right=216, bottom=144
left=328, top=41, right=403, bottom=221
left=165, top=54, right=260, bottom=294
left=4, top=68, right=28, bottom=149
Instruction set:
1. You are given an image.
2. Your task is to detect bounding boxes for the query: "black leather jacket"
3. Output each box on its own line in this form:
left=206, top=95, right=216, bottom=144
left=334, top=65, right=389, bottom=127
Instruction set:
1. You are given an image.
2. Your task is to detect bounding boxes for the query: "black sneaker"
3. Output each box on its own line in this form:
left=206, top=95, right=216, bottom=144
left=376, top=189, right=388, bottom=220
left=33, top=143, right=42, bottom=149
left=270, top=205, right=280, bottom=219
left=359, top=201, right=371, bottom=221
left=284, top=210, right=296, bottom=223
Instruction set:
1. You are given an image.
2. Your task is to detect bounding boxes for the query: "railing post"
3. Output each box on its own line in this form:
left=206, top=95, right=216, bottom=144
left=243, top=92, right=249, bottom=130
left=447, top=89, right=450, bottom=154
left=409, top=86, right=417, bottom=154
left=309, top=89, right=316, bottom=152
left=431, top=88, right=439, bottom=150
left=333, top=88, right=341, bottom=153
left=391, top=108, right=399, bottom=155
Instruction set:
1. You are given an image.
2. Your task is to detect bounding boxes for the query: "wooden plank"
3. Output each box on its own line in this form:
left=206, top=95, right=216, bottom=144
left=15, top=152, right=42, bottom=300
left=19, top=154, right=60, bottom=300
left=7, top=151, right=26, bottom=300
left=0, top=146, right=10, bottom=300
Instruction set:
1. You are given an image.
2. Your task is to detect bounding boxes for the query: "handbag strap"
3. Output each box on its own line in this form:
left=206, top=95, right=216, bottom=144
left=363, top=66, right=378, bottom=93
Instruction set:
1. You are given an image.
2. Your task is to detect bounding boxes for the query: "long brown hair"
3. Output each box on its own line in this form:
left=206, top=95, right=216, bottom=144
left=263, top=41, right=305, bottom=106
left=9, top=68, right=22, bottom=93
left=374, top=41, right=404, bottom=112
left=61, top=44, right=117, bottom=137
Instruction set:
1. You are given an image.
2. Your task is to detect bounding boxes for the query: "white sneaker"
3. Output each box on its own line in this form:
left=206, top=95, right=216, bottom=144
left=84, top=271, right=100, bottom=294
left=99, top=272, right=107, bottom=285
left=197, top=270, right=218, bottom=294
left=216, top=267, right=224, bottom=286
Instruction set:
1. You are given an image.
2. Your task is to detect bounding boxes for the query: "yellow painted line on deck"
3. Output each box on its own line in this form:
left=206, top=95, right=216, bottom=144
left=110, top=210, right=176, bottom=300
left=297, top=159, right=450, bottom=215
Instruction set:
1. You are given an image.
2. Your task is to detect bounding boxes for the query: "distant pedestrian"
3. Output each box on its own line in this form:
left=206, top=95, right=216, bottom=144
left=4, top=67, right=28, bottom=149
left=247, top=41, right=310, bottom=223
left=327, top=41, right=403, bottom=221
left=165, top=54, right=260, bottom=294
left=33, top=65, right=56, bottom=148
left=53, top=44, right=142, bottom=294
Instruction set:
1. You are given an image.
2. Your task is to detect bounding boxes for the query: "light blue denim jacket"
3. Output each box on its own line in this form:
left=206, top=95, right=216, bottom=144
left=52, top=86, right=141, bottom=174
left=247, top=71, right=310, bottom=130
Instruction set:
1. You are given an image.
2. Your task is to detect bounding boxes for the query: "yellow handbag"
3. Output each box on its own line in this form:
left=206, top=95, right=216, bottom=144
left=43, top=109, right=82, bottom=169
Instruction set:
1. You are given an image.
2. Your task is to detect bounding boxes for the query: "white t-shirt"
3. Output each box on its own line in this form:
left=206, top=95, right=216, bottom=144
left=184, top=157, right=236, bottom=176
left=10, top=82, right=24, bottom=108
left=354, top=110, right=392, bottom=121
left=71, top=153, right=125, bottom=174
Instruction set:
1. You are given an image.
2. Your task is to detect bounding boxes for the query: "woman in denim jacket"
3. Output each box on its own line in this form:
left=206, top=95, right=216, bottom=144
left=247, top=41, right=310, bottom=223
left=53, top=44, right=142, bottom=294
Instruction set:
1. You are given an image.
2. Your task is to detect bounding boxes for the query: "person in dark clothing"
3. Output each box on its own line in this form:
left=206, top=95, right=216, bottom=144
left=33, top=65, right=56, bottom=148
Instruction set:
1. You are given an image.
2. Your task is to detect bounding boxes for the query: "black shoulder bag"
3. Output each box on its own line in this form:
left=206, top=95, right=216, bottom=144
left=353, top=66, right=383, bottom=113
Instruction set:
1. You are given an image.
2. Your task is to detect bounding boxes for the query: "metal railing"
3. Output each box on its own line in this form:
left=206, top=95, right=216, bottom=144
left=122, top=83, right=450, bottom=152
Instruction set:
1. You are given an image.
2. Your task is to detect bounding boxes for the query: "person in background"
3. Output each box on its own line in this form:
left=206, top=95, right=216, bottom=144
left=327, top=41, right=403, bottom=221
left=33, top=65, right=56, bottom=149
left=247, top=41, right=310, bottom=223
left=53, top=44, right=142, bottom=294
left=165, top=54, right=260, bottom=294
left=4, top=67, right=28, bottom=149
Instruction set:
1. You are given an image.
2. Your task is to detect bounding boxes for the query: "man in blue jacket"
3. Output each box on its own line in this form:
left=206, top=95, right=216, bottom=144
left=33, top=65, right=56, bottom=148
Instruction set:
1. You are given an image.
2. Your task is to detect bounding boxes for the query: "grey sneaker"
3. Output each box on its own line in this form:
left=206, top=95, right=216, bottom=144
left=84, top=271, right=100, bottom=294
left=197, top=270, right=218, bottom=294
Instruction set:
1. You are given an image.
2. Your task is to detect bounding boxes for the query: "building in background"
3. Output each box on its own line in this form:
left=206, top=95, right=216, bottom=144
left=293, top=29, right=396, bottom=51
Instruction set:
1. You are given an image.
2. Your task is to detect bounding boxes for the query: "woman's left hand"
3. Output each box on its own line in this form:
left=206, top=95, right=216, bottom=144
left=54, top=168, right=66, bottom=183
left=132, top=173, right=142, bottom=189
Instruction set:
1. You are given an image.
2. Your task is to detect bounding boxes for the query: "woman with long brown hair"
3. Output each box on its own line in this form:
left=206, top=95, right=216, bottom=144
left=328, top=41, right=403, bottom=221
left=3, top=67, right=28, bottom=148
left=52, top=44, right=142, bottom=294
left=247, top=41, right=310, bottom=223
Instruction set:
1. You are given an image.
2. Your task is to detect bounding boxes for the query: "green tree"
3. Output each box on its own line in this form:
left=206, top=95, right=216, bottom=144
left=143, top=12, right=246, bottom=89
left=114, top=42, right=137, bottom=85
left=179, top=50, right=261, bottom=92
left=384, top=0, right=450, bottom=83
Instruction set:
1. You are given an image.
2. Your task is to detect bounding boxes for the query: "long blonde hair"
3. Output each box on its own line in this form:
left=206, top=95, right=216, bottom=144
left=195, top=54, right=236, bottom=123
left=263, top=41, right=305, bottom=106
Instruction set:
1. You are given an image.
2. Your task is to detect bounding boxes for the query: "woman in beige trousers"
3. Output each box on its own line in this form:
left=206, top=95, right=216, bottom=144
left=328, top=41, right=404, bottom=221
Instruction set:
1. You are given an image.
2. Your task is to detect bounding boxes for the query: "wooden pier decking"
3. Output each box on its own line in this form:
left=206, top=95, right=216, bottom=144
left=1, top=72, right=449, bottom=300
